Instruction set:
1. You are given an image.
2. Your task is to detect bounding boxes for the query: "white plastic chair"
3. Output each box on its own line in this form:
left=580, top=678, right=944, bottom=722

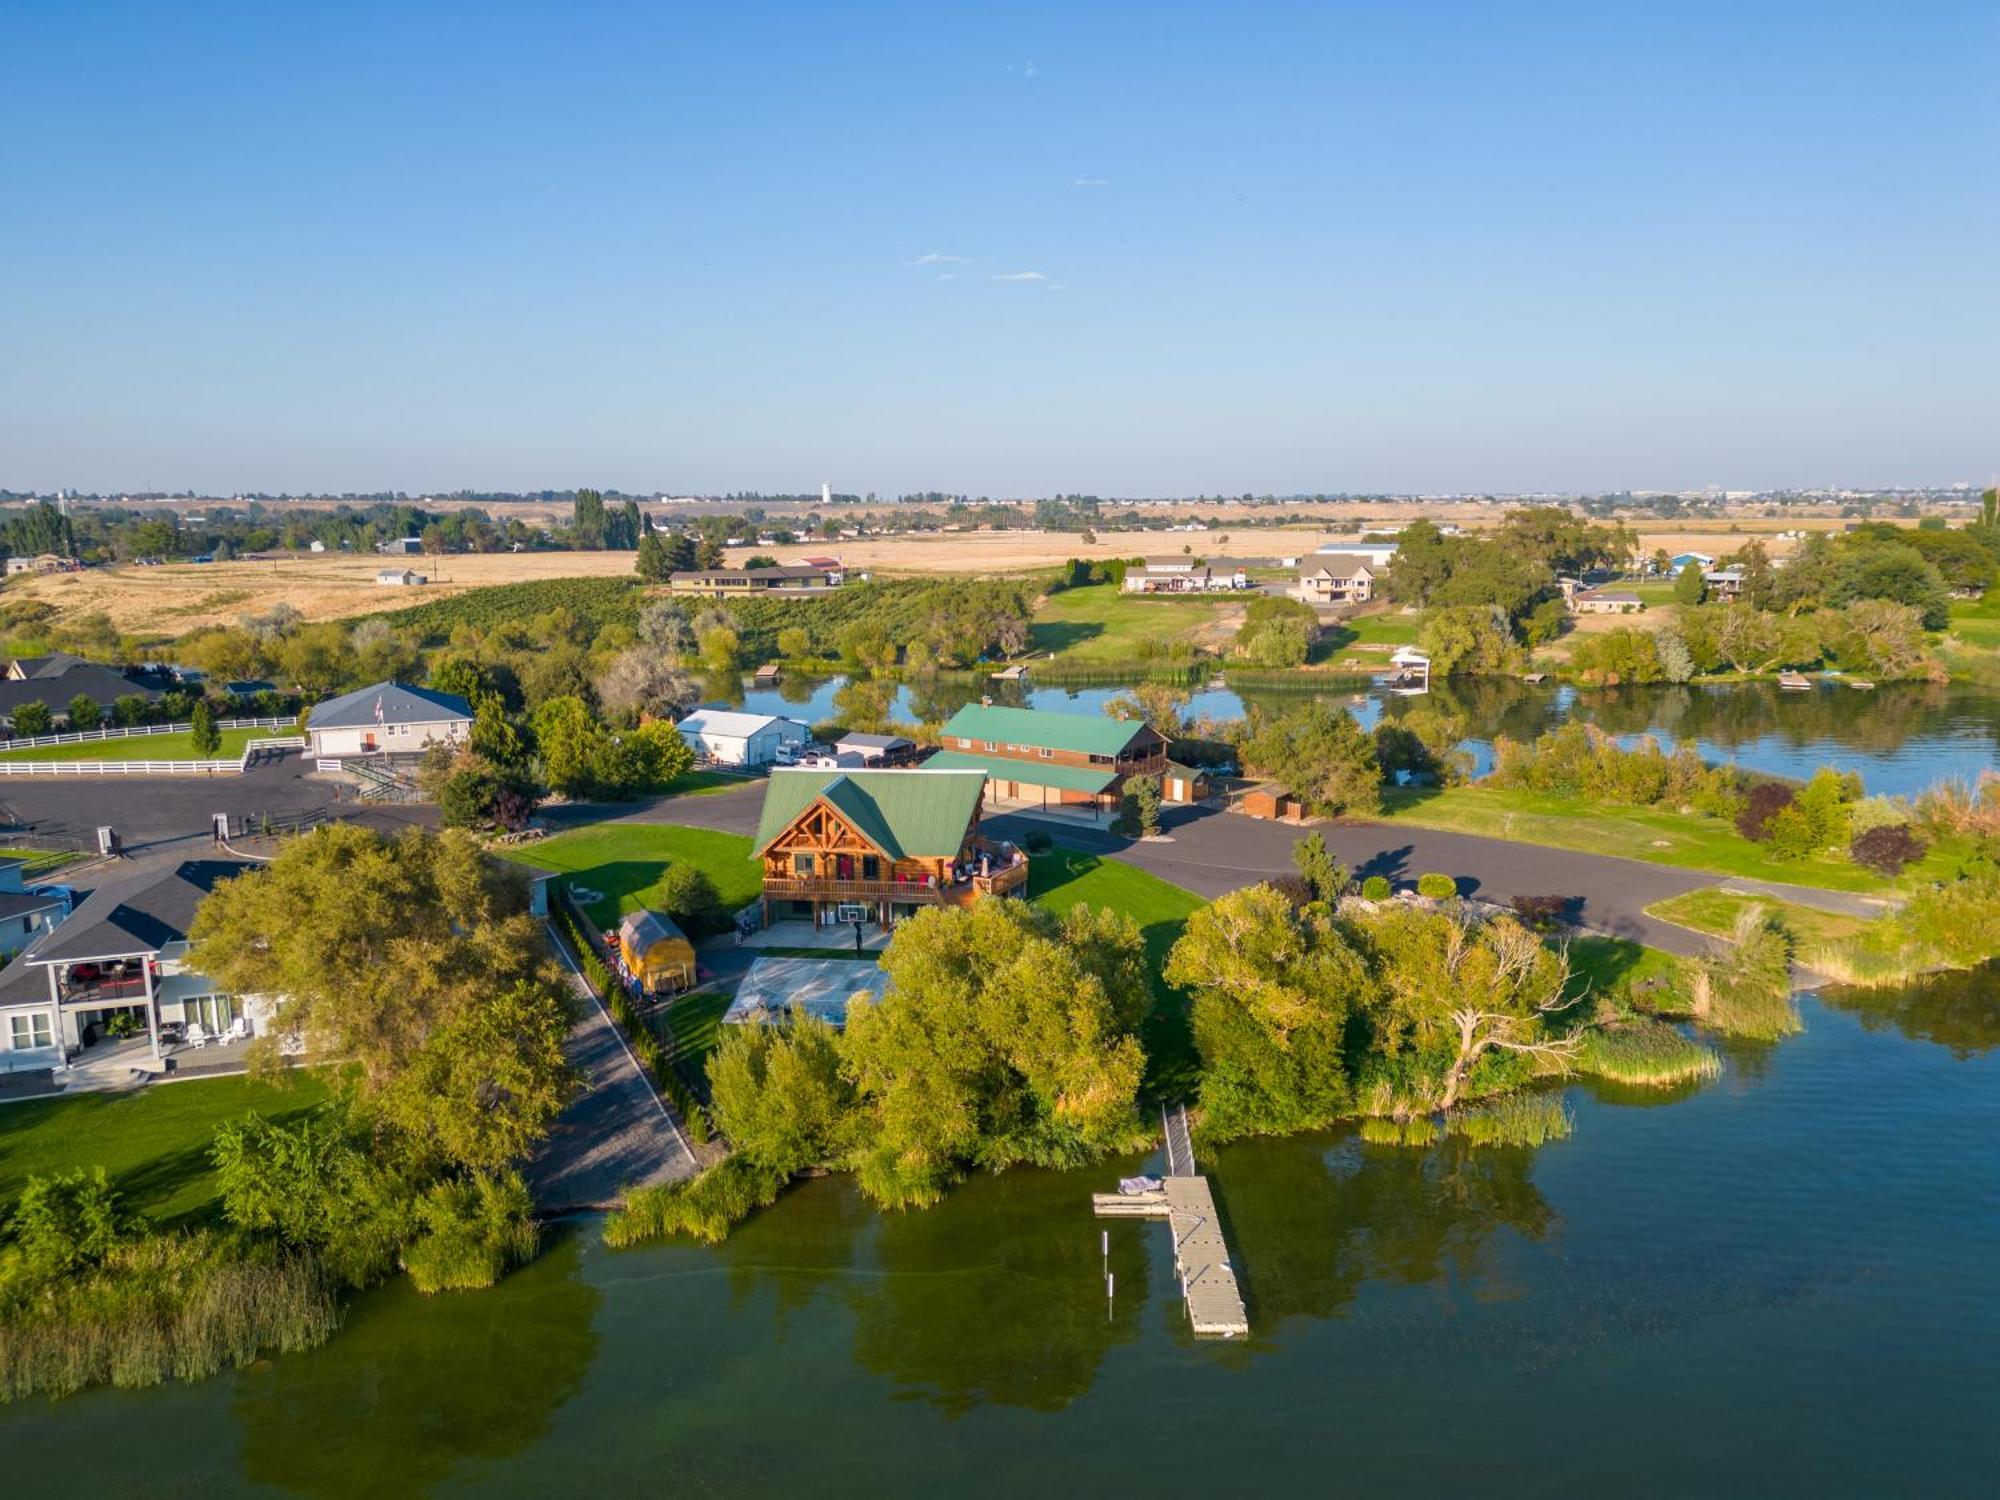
left=186, top=1022, right=208, bottom=1049
left=227, top=1015, right=251, bottom=1042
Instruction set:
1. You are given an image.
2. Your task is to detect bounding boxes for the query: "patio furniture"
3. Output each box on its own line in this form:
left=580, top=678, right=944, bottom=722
left=227, top=1016, right=252, bottom=1042
left=186, top=1022, right=208, bottom=1049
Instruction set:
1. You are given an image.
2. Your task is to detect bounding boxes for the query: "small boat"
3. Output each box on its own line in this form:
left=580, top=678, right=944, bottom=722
left=1847, top=679, right=1876, bottom=691
left=1778, top=673, right=1813, bottom=692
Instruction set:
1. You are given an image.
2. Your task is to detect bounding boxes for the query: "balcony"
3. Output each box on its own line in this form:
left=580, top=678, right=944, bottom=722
left=762, top=875, right=947, bottom=904
left=56, top=968, right=153, bottom=1005
left=766, top=841, right=1029, bottom=907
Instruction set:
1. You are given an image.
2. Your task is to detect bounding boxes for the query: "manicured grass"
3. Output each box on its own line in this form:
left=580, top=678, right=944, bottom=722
left=1323, top=609, right=1420, bottom=652
left=1646, top=887, right=1871, bottom=950
left=1027, top=849, right=1205, bottom=1099
left=510, top=823, right=761, bottom=927
left=1947, top=595, right=2000, bottom=649
left=0, top=1070, right=332, bottom=1226
left=1376, top=783, right=1955, bottom=894
left=0, top=727, right=268, bottom=762
left=659, top=769, right=751, bottom=798
left=1028, top=582, right=1236, bottom=664
left=1567, top=934, right=1685, bottom=1003
left=664, top=988, right=730, bottom=1073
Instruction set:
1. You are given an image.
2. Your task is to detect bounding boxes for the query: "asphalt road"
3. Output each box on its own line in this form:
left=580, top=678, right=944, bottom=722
left=591, top=783, right=1722, bottom=956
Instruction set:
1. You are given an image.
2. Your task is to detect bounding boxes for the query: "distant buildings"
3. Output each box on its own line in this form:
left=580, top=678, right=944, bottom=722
left=375, top=568, right=427, bottom=586
left=1570, top=589, right=1644, bottom=615
left=1293, top=555, right=1377, bottom=605
left=675, top=709, right=811, bottom=767
left=1123, top=557, right=1249, bottom=593
left=666, top=560, right=845, bottom=597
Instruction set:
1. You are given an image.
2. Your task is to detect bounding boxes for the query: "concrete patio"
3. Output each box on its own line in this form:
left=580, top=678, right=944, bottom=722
left=738, top=919, right=891, bottom=954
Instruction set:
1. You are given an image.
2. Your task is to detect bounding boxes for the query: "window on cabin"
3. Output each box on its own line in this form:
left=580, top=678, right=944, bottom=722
left=1038, top=747, right=1053, bottom=759
left=958, top=737, right=972, bottom=749
left=9, top=1012, right=51, bottom=1050
left=794, top=853, right=815, bottom=876
left=984, top=741, right=997, bottom=752
left=861, top=855, right=879, bottom=880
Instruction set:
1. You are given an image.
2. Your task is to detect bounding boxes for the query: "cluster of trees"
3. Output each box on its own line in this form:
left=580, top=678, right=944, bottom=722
left=1571, top=598, right=1936, bottom=683
left=1234, top=702, right=1465, bottom=818
left=1235, top=596, right=1319, bottom=667
left=1166, top=881, right=1580, bottom=1137
left=1489, top=723, right=1743, bottom=818
left=609, top=900, right=1153, bottom=1243
left=0, top=830, right=577, bottom=1399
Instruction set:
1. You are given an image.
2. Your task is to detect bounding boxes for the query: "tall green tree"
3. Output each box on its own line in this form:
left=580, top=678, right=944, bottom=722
left=572, top=489, right=607, bottom=549
left=189, top=698, right=220, bottom=755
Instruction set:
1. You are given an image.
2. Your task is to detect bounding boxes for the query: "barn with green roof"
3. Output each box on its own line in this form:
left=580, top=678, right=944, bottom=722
left=930, top=703, right=1169, bottom=816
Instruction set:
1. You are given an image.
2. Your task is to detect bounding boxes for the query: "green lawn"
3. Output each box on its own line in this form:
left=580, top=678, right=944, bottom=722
left=658, top=769, right=751, bottom=798
left=1645, top=887, right=1871, bottom=950
left=1322, top=609, right=1420, bottom=653
left=1376, top=783, right=1958, bottom=894
left=1947, top=595, right=2000, bottom=649
left=0, top=726, right=270, bottom=762
left=1027, top=849, right=1206, bottom=1099
left=1027, top=582, right=1237, bottom=664
left=0, top=1070, right=332, bottom=1226
left=1566, top=934, right=1685, bottom=1003
left=510, top=823, right=761, bottom=927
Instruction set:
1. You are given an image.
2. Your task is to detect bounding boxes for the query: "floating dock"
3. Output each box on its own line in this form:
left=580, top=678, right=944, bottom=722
left=1092, top=1105, right=1249, bottom=1338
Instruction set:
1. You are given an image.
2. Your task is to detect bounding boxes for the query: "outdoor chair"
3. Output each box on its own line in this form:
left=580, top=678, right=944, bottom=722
left=186, top=1022, right=208, bottom=1049
left=227, top=1016, right=252, bottom=1042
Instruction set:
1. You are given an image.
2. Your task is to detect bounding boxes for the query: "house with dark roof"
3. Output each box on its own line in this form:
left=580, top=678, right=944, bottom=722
left=0, top=858, right=67, bottom=960
left=928, top=703, right=1166, bottom=816
left=665, top=563, right=845, bottom=596
left=305, top=680, right=473, bottom=759
left=0, top=660, right=162, bottom=730
left=753, top=767, right=1023, bottom=931
left=0, top=857, right=271, bottom=1077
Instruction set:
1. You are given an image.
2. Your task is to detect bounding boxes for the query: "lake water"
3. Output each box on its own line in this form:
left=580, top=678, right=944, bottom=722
left=723, top=673, right=1999, bottom=798
left=6, top=983, right=1996, bottom=1497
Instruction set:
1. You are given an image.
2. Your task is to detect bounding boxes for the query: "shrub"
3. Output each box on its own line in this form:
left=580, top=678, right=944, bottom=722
left=1690, top=907, right=1800, bottom=1039
left=1415, top=872, right=1458, bottom=900
left=1267, top=873, right=1316, bottom=909
left=1509, top=894, right=1572, bottom=930
left=1735, top=781, right=1795, bottom=842
left=1022, top=830, right=1053, bottom=855
left=400, top=1172, right=538, bottom=1294
left=603, top=1155, right=786, bottom=1247
left=658, top=863, right=728, bottom=937
left=1763, top=804, right=1817, bottom=861
left=1850, top=823, right=1926, bottom=877
left=1360, top=875, right=1392, bottom=901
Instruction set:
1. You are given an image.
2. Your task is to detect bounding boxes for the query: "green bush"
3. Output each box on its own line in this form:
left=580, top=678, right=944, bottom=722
left=400, top=1172, right=538, bottom=1294
left=603, top=1155, right=785, bottom=1247
left=1361, top=875, right=1392, bottom=900
left=1022, top=830, right=1053, bottom=855
left=1415, top=872, right=1458, bottom=900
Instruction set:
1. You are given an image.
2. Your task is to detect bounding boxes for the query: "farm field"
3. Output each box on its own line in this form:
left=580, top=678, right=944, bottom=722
left=0, top=727, right=268, bottom=762
left=0, top=1070, right=333, bottom=1227
left=510, top=823, right=760, bottom=927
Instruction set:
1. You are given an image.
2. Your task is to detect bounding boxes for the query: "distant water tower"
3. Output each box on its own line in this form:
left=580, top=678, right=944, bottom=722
left=821, top=481, right=832, bottom=505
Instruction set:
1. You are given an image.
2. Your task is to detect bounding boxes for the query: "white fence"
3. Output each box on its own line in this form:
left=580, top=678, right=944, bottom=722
left=3, top=716, right=297, bottom=751
left=0, top=734, right=307, bottom=777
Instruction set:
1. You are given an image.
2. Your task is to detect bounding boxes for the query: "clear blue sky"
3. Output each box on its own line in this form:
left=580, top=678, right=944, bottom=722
left=3, top=1, right=1995, bottom=496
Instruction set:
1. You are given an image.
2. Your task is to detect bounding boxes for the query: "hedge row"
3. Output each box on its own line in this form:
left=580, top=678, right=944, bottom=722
left=550, top=893, right=711, bottom=1145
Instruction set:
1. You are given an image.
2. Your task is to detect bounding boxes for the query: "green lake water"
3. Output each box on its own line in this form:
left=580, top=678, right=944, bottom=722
left=4, top=984, right=1996, bottom=1497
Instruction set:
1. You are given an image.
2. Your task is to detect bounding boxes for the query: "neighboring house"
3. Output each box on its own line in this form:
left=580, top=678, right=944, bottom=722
left=1703, top=567, right=1747, bottom=600
left=753, top=767, right=1023, bottom=930
left=675, top=708, right=810, bottom=766
left=0, top=857, right=277, bottom=1076
left=4, top=553, right=72, bottom=576
left=1294, top=555, right=1377, bottom=605
left=1570, top=589, right=1645, bottom=615
left=0, top=661, right=162, bottom=731
left=1124, top=557, right=1210, bottom=593
left=377, top=536, right=424, bottom=555
left=305, top=680, right=473, bottom=759
left=5, top=651, right=90, bottom=681
left=666, top=564, right=844, bottom=596
left=927, top=703, right=1167, bottom=815
left=795, top=555, right=846, bottom=582
left=375, top=568, right=427, bottom=586
left=721, top=954, right=891, bottom=1029
left=835, top=731, right=919, bottom=767
left=1314, top=540, right=1399, bottom=568
left=1669, top=551, right=1715, bottom=571
left=308, top=539, right=328, bottom=553
left=0, top=858, right=68, bottom=959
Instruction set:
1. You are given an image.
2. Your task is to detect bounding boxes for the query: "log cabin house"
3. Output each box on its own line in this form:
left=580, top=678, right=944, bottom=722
left=926, top=703, right=1168, bottom=816
left=753, top=768, right=1027, bottom=930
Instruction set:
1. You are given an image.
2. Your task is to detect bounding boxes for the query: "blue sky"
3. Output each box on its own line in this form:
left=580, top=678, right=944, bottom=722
left=3, top=1, right=1996, bottom=496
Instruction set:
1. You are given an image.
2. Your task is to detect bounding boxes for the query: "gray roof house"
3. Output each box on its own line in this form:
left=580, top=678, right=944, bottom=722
left=0, top=662, right=162, bottom=729
left=306, top=680, right=474, bottom=759
left=0, top=857, right=269, bottom=1079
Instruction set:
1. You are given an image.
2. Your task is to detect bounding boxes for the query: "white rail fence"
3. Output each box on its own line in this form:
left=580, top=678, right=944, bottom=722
left=2, top=716, right=297, bottom=751
left=0, top=734, right=307, bottom=777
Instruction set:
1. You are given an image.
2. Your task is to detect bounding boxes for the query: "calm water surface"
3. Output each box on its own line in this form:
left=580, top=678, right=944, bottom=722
left=6, top=986, right=1997, bottom=1497
left=727, top=674, right=1999, bottom=798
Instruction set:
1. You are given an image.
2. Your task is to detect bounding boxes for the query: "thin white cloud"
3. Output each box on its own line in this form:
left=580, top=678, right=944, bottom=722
left=993, top=271, right=1047, bottom=282
left=1070, top=177, right=1109, bottom=187
left=937, top=273, right=959, bottom=281
left=904, top=253, right=967, bottom=266
left=1045, top=283, right=1066, bottom=291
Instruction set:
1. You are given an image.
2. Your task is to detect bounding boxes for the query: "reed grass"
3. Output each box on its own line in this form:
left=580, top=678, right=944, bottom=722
left=603, top=1155, right=787, bottom=1248
left=1576, top=1021, right=1722, bottom=1087
left=1446, top=1092, right=1574, bottom=1147
left=0, top=1235, right=337, bottom=1402
left=1689, top=907, right=1804, bottom=1040
left=1357, top=1115, right=1440, bottom=1147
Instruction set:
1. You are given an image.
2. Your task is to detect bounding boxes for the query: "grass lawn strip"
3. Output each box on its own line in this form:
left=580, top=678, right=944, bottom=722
left=0, top=727, right=268, bottom=763
left=1644, top=887, right=1871, bottom=951
left=1028, top=583, right=1236, bottom=664
left=0, top=1070, right=332, bottom=1226
left=509, top=823, right=761, bottom=927
left=1377, top=784, right=1960, bottom=894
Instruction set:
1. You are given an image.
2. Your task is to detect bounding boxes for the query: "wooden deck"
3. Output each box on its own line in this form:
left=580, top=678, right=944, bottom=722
left=1092, top=1105, right=1249, bottom=1339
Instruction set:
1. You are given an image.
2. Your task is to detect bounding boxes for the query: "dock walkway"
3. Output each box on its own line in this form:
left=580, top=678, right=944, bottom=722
left=1093, top=1105, right=1249, bottom=1338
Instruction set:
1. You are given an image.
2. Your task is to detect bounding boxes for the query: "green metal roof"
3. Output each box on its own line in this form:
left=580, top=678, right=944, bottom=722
left=923, top=749, right=1118, bottom=795
left=939, top=703, right=1149, bottom=758
left=753, top=769, right=987, bottom=858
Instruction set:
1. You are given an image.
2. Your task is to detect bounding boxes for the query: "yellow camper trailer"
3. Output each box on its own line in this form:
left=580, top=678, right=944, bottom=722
left=617, top=909, right=695, bottom=994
